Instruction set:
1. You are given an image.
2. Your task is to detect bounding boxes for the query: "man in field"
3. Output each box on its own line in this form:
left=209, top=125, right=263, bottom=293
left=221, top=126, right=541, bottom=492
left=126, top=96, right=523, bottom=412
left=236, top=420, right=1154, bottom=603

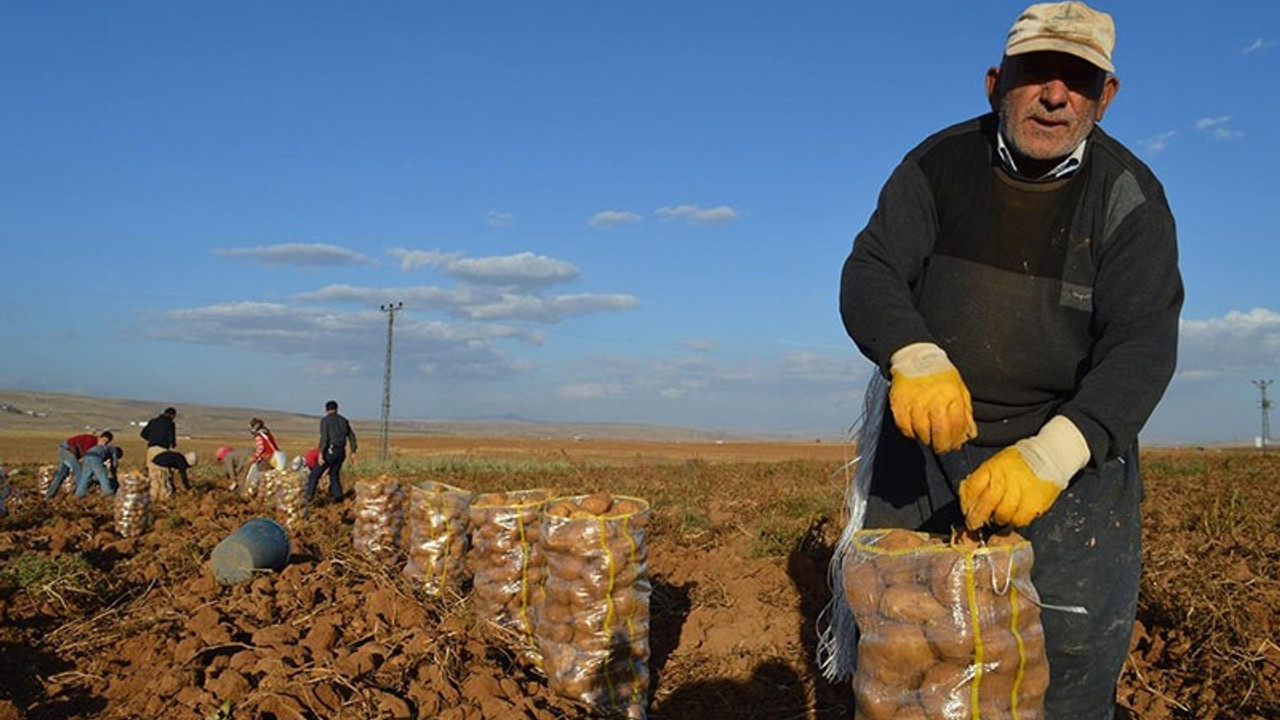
left=839, top=3, right=1182, bottom=717
left=306, top=400, right=357, bottom=504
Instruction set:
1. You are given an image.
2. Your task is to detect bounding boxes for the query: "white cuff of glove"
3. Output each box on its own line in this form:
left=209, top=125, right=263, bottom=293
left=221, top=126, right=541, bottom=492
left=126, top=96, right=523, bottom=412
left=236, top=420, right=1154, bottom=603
left=889, top=342, right=954, bottom=378
left=1013, top=415, right=1091, bottom=489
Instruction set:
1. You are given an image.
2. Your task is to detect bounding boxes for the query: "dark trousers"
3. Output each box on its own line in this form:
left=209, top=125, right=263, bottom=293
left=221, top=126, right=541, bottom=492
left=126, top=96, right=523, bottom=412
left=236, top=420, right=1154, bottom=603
left=863, top=416, right=1142, bottom=720
left=306, top=446, right=346, bottom=502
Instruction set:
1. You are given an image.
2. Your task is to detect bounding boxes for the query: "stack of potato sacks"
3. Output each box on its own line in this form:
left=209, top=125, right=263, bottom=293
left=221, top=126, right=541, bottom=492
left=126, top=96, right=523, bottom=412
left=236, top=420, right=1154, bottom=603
left=352, top=475, right=406, bottom=564
left=535, top=493, right=651, bottom=720
left=403, top=481, right=473, bottom=598
left=113, top=472, right=153, bottom=537
left=350, top=479, right=654, bottom=717
left=467, top=489, right=553, bottom=658
left=843, top=528, right=1048, bottom=720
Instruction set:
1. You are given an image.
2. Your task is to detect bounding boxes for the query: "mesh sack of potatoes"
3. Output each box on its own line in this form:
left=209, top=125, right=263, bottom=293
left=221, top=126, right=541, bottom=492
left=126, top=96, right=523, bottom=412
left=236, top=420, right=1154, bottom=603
left=468, top=488, right=554, bottom=657
left=148, top=466, right=175, bottom=502
left=38, top=464, right=72, bottom=496
left=113, top=472, right=153, bottom=537
left=403, top=481, right=473, bottom=597
left=535, top=493, right=652, bottom=719
left=843, top=528, right=1048, bottom=720
left=352, top=474, right=406, bottom=563
left=263, top=468, right=309, bottom=530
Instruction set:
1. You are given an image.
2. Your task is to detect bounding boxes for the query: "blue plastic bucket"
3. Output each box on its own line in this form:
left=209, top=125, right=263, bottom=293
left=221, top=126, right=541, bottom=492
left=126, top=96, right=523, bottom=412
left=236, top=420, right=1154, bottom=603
left=210, top=517, right=291, bottom=584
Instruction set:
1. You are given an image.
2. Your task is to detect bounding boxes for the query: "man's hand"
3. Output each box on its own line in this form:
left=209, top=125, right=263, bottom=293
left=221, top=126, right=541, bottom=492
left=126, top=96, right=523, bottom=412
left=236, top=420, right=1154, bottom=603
left=959, top=416, right=1090, bottom=528
left=888, top=343, right=977, bottom=454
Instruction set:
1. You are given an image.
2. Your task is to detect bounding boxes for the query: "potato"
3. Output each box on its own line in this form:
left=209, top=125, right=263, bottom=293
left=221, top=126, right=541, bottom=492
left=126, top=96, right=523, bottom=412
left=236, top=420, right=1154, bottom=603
left=976, top=667, right=1017, bottom=718
left=873, top=528, right=929, bottom=552
left=610, top=498, right=644, bottom=517
left=890, top=704, right=929, bottom=720
left=919, top=662, right=972, bottom=720
left=851, top=672, right=900, bottom=720
left=875, top=556, right=927, bottom=588
left=924, top=615, right=974, bottom=663
left=842, top=557, right=885, bottom=621
left=859, top=623, right=934, bottom=688
left=578, top=492, right=613, bottom=515
left=879, top=585, right=948, bottom=625
left=927, top=552, right=964, bottom=607
left=1020, top=653, right=1050, bottom=699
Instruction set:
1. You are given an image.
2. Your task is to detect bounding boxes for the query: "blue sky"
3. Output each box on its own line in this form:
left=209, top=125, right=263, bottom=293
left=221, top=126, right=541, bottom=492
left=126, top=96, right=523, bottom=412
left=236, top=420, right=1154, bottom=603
left=2, top=2, right=1277, bottom=443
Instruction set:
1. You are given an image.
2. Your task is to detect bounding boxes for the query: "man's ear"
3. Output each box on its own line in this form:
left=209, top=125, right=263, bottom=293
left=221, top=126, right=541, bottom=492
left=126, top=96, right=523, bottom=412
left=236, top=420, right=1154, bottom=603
left=985, top=66, right=1002, bottom=112
left=1095, top=75, right=1120, bottom=121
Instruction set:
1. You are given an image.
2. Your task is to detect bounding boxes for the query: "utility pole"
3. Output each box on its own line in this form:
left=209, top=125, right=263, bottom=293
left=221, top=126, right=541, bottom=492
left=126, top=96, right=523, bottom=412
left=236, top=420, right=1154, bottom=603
left=379, top=302, right=404, bottom=463
left=1254, top=379, right=1273, bottom=454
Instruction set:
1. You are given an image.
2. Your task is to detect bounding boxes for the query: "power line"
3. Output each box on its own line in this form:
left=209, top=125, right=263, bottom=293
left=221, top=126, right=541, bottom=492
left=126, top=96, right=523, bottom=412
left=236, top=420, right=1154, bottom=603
left=379, top=302, right=404, bottom=463
left=1253, top=379, right=1273, bottom=454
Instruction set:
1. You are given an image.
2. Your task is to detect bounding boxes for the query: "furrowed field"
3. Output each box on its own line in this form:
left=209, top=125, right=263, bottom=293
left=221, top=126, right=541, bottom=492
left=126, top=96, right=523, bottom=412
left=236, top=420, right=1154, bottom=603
left=0, top=429, right=1276, bottom=719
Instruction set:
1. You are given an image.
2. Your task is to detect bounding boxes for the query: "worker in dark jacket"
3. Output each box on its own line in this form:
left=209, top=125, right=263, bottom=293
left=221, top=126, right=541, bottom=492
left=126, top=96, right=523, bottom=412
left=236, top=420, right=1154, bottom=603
left=835, top=3, right=1182, bottom=718
left=141, top=407, right=190, bottom=491
left=305, top=400, right=357, bottom=503
left=140, top=407, right=178, bottom=450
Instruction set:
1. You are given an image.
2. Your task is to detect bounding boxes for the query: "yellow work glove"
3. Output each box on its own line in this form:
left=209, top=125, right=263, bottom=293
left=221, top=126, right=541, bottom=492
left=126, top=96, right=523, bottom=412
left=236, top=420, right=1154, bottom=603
left=959, top=416, right=1091, bottom=528
left=888, top=343, right=978, bottom=454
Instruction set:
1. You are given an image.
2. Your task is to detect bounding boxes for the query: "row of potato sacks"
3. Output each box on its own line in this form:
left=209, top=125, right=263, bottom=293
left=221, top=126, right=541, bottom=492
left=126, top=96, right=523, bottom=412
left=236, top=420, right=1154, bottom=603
left=843, top=528, right=1049, bottom=720
left=110, top=467, right=311, bottom=539
left=352, top=476, right=652, bottom=720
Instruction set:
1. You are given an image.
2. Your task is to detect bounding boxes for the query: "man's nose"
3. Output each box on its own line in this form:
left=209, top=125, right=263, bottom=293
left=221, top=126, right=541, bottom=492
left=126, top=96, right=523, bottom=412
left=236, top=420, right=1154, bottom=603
left=1039, top=78, right=1070, bottom=108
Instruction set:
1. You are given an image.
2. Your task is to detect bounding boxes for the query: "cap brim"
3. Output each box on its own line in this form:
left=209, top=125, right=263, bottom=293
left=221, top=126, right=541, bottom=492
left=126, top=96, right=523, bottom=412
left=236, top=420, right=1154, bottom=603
left=1006, top=37, right=1114, bottom=73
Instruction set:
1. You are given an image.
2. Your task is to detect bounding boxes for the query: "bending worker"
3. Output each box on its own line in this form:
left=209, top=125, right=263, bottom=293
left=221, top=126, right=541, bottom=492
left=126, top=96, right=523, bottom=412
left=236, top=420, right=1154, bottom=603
left=47, top=431, right=111, bottom=498
left=839, top=3, right=1182, bottom=718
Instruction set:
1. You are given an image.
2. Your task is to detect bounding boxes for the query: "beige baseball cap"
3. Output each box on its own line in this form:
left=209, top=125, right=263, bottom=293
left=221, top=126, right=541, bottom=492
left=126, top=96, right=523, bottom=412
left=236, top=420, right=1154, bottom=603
left=1005, top=2, right=1115, bottom=73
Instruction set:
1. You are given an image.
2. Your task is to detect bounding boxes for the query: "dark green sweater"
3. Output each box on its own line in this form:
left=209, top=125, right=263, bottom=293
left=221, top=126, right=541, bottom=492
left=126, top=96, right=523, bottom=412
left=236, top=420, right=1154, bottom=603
left=841, top=113, right=1183, bottom=463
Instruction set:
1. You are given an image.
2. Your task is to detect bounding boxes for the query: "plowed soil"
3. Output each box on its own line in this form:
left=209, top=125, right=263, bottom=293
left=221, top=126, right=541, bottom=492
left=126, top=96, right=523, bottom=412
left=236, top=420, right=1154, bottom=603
left=0, top=440, right=1276, bottom=719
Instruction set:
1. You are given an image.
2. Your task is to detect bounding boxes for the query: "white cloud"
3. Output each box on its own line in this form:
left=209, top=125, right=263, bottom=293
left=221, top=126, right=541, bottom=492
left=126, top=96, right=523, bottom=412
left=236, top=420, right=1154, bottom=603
left=1195, top=115, right=1244, bottom=141
left=780, top=351, right=865, bottom=382
left=388, top=249, right=463, bottom=272
left=151, top=301, right=533, bottom=383
left=447, top=252, right=578, bottom=286
left=558, top=383, right=625, bottom=399
left=301, top=359, right=362, bottom=376
left=1176, top=308, right=1280, bottom=382
left=486, top=211, right=514, bottom=227
left=462, top=292, right=639, bottom=322
left=1242, top=38, right=1276, bottom=53
left=213, top=243, right=369, bottom=267
left=589, top=210, right=643, bottom=228
left=1194, top=116, right=1230, bottom=131
left=295, top=284, right=457, bottom=308
left=295, top=283, right=636, bottom=324
left=655, top=204, right=739, bottom=225
left=388, top=249, right=578, bottom=289
left=1139, top=130, right=1177, bottom=155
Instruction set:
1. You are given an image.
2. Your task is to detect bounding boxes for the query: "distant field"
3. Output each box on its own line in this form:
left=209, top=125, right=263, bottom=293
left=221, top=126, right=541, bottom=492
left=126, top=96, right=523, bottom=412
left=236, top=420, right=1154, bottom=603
left=0, top=427, right=852, bottom=468
left=0, top=388, right=851, bottom=468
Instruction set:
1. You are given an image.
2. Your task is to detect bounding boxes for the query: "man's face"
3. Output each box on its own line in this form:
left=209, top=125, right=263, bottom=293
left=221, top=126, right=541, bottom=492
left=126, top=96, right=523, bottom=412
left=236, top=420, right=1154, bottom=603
left=987, top=51, right=1119, bottom=161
